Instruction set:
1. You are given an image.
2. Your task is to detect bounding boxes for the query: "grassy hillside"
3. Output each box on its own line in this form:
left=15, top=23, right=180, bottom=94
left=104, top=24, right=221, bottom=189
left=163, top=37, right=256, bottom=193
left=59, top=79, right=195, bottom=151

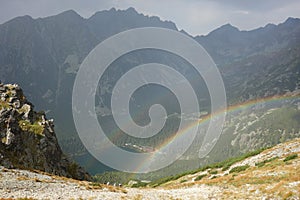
left=147, top=138, right=300, bottom=199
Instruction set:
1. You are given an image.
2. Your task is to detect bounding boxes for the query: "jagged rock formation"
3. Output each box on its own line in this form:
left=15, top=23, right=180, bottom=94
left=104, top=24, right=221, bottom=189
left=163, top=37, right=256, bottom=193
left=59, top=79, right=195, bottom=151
left=0, top=82, right=90, bottom=180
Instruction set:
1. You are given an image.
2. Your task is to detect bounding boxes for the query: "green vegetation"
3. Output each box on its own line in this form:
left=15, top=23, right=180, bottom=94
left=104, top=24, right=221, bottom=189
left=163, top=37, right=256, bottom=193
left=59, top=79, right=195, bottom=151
left=18, top=120, right=44, bottom=136
left=17, top=105, right=30, bottom=114
left=194, top=104, right=300, bottom=179
left=222, top=165, right=231, bottom=171
left=146, top=148, right=267, bottom=187
left=231, top=106, right=300, bottom=148
left=67, top=162, right=79, bottom=178
left=131, top=181, right=148, bottom=188
left=91, top=105, right=297, bottom=186
left=110, top=147, right=268, bottom=187
left=255, top=157, right=278, bottom=167
left=194, top=174, right=207, bottom=181
left=148, top=172, right=190, bottom=187
left=229, top=165, right=249, bottom=174
left=70, top=103, right=300, bottom=182
left=283, top=154, right=298, bottom=162
left=93, top=171, right=133, bottom=185
left=197, top=147, right=267, bottom=172
left=209, top=170, right=218, bottom=174
left=0, top=100, right=10, bottom=110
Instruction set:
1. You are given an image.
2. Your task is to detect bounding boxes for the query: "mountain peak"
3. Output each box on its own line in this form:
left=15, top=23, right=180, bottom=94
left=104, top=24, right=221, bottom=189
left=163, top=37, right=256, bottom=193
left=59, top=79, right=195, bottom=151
left=90, top=7, right=139, bottom=19
left=88, top=7, right=178, bottom=34
left=3, top=15, right=34, bottom=26
left=57, top=9, right=81, bottom=18
left=264, top=23, right=276, bottom=28
left=284, top=17, right=300, bottom=25
left=125, top=7, right=138, bottom=13
left=48, top=9, right=83, bottom=21
left=207, top=23, right=239, bottom=36
left=219, top=23, right=239, bottom=31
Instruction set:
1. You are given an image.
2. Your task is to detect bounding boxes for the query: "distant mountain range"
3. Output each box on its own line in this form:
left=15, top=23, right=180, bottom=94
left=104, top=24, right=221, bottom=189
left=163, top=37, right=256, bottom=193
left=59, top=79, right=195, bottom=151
left=0, top=7, right=299, bottom=175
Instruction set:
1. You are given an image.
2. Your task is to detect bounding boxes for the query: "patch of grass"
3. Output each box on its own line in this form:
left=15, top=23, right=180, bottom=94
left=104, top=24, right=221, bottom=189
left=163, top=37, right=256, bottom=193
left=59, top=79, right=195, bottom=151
left=255, top=162, right=265, bottom=168
left=282, top=191, right=294, bottom=199
left=86, top=182, right=103, bottom=190
left=17, top=176, right=30, bottom=181
left=222, top=165, right=231, bottom=171
left=194, top=174, right=207, bottom=181
left=202, top=148, right=268, bottom=172
left=17, top=105, right=30, bottom=114
left=0, top=100, right=10, bottom=109
left=180, top=179, right=187, bottom=183
left=90, top=184, right=127, bottom=193
left=260, top=180, right=296, bottom=199
left=131, top=181, right=148, bottom=188
left=283, top=154, right=298, bottom=162
left=255, top=157, right=278, bottom=167
left=229, top=165, right=249, bottom=174
left=18, top=120, right=44, bottom=136
left=132, top=194, right=143, bottom=200
left=149, top=170, right=197, bottom=187
left=67, top=162, right=79, bottom=178
left=149, top=147, right=269, bottom=187
left=209, top=170, right=218, bottom=174
left=227, top=172, right=286, bottom=187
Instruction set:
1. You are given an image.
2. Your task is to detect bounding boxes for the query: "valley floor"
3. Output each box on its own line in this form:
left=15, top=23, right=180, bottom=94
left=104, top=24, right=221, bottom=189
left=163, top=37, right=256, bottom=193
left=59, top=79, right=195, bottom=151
left=1, top=138, right=300, bottom=200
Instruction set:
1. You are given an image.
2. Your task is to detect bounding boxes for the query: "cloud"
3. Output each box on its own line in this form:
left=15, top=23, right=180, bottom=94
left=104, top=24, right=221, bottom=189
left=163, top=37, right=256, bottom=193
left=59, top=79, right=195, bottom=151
left=0, top=0, right=299, bottom=36
left=210, top=0, right=299, bottom=11
left=232, top=10, right=250, bottom=15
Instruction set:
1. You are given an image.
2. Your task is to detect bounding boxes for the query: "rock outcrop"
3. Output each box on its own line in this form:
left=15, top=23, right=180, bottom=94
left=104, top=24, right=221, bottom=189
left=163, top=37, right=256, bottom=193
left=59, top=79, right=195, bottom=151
left=0, top=82, right=90, bottom=180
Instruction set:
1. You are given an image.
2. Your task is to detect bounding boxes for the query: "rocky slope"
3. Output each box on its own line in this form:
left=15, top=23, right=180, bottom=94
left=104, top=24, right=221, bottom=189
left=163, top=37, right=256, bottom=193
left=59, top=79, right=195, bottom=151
left=0, top=82, right=90, bottom=180
left=0, top=137, right=299, bottom=199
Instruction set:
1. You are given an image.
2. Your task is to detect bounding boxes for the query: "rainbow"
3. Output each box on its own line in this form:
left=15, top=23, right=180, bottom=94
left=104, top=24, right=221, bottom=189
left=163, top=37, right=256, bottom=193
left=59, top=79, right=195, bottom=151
left=134, top=93, right=300, bottom=173
left=89, top=93, right=300, bottom=175
left=156, top=93, right=300, bottom=150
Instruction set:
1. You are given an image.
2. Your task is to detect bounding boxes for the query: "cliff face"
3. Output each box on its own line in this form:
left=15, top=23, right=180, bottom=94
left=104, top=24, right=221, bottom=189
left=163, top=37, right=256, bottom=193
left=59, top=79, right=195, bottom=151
left=0, top=82, right=90, bottom=180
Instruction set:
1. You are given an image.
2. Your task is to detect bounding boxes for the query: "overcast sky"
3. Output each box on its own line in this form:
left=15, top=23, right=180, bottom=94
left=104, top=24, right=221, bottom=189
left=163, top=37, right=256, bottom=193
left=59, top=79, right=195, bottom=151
left=1, top=0, right=300, bottom=36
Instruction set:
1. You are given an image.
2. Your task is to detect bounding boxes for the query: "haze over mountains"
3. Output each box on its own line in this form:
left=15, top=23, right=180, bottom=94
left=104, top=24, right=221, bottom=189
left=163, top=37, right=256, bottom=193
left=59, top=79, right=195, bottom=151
left=0, top=7, right=299, bottom=175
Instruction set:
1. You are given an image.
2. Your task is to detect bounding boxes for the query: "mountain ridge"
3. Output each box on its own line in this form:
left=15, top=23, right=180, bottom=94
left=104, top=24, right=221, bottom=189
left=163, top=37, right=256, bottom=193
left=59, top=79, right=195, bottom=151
left=0, top=8, right=299, bottom=176
left=0, top=8, right=299, bottom=107
left=2, top=8, right=298, bottom=37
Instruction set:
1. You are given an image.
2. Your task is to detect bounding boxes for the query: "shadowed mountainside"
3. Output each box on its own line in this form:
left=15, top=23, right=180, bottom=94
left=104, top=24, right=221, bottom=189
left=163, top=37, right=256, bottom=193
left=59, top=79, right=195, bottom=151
left=0, top=8, right=299, bottom=175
